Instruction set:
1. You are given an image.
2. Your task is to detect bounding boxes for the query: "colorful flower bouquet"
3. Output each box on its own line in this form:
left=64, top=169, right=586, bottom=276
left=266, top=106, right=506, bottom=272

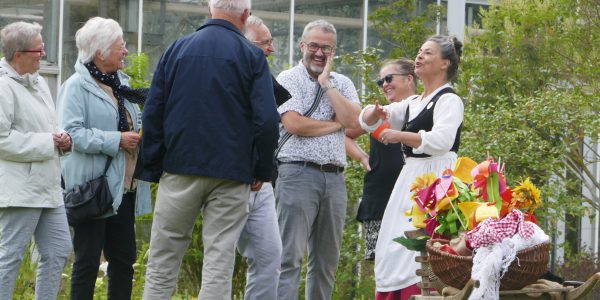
left=396, top=157, right=542, bottom=251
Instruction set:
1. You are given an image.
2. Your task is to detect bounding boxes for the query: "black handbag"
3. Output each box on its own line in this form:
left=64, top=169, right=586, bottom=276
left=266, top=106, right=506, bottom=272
left=63, top=157, right=114, bottom=225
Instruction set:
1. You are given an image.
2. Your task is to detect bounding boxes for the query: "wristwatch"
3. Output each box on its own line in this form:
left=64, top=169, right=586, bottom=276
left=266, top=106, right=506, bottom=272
left=321, top=81, right=336, bottom=93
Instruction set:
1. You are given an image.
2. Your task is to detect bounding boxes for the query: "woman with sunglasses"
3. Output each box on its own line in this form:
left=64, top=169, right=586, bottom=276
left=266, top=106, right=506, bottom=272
left=0, top=21, right=72, bottom=299
left=359, top=36, right=464, bottom=300
left=346, top=58, right=417, bottom=262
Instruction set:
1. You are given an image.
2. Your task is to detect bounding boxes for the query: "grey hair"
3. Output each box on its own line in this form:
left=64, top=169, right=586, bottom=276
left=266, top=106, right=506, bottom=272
left=0, top=21, right=42, bottom=62
left=209, top=0, right=251, bottom=15
left=301, top=19, right=337, bottom=44
left=382, top=58, right=417, bottom=90
left=426, top=35, right=463, bottom=81
left=75, top=17, right=123, bottom=64
left=244, top=15, right=264, bottom=41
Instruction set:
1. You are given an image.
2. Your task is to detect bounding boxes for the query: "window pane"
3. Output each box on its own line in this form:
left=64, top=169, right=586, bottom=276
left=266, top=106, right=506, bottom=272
left=62, top=0, right=139, bottom=80
left=0, top=0, right=59, bottom=64
left=368, top=0, right=445, bottom=58
left=294, top=0, right=364, bottom=85
left=253, top=0, right=291, bottom=76
left=142, top=0, right=208, bottom=76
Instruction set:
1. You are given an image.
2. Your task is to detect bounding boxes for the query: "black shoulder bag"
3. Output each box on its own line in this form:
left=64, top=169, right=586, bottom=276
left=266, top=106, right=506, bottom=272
left=271, top=84, right=325, bottom=187
left=63, top=157, right=114, bottom=225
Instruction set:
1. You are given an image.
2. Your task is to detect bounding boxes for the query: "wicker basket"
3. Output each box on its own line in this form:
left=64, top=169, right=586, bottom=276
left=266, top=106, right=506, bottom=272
left=426, top=239, right=550, bottom=290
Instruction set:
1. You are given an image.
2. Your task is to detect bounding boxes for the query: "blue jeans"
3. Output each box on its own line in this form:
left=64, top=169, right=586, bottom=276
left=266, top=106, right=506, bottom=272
left=237, top=183, right=282, bottom=300
left=0, top=206, right=72, bottom=300
left=275, top=163, right=347, bottom=300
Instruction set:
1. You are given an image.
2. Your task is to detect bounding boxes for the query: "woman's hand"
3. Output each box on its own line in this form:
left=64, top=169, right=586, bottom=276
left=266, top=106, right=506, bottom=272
left=378, top=128, right=402, bottom=145
left=53, top=132, right=71, bottom=151
left=373, top=101, right=389, bottom=121
left=120, top=131, right=140, bottom=150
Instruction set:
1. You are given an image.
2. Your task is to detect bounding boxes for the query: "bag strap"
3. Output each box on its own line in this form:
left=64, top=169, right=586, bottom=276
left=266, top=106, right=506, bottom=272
left=274, top=83, right=325, bottom=160
left=102, top=157, right=113, bottom=175
left=61, top=156, right=113, bottom=190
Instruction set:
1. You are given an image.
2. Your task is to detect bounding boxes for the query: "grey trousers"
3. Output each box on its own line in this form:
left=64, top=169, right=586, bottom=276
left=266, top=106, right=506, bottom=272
left=0, top=206, right=72, bottom=300
left=142, top=173, right=250, bottom=300
left=275, top=164, right=347, bottom=300
left=237, top=183, right=282, bottom=300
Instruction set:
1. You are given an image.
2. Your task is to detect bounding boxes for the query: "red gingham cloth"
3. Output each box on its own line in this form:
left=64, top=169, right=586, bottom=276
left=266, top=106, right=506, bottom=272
left=467, top=209, right=534, bottom=249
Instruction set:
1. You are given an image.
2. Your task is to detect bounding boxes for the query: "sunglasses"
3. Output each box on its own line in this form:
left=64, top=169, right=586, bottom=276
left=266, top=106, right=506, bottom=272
left=376, top=73, right=407, bottom=87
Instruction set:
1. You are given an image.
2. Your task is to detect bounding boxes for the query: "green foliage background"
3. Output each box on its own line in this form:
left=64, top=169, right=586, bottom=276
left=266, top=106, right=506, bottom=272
left=14, top=0, right=600, bottom=298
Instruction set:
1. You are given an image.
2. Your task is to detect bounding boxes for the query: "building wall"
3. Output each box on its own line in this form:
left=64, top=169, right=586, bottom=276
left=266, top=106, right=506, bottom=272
left=1, top=0, right=491, bottom=97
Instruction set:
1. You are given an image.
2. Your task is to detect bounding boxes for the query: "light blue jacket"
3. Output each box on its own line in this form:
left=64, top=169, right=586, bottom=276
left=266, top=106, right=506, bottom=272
left=57, top=60, right=151, bottom=217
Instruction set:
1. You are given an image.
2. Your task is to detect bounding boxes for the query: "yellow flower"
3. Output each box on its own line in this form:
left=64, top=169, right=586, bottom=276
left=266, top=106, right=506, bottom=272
left=512, top=177, right=541, bottom=211
left=406, top=203, right=428, bottom=228
left=453, top=157, right=478, bottom=184
left=410, top=173, right=437, bottom=194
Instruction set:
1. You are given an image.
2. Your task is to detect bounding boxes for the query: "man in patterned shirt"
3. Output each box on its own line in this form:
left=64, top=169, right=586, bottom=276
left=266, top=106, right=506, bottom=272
left=275, top=19, right=361, bottom=300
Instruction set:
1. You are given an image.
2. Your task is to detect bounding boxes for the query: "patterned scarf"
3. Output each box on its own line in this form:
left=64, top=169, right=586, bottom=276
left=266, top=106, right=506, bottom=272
left=84, top=61, right=148, bottom=132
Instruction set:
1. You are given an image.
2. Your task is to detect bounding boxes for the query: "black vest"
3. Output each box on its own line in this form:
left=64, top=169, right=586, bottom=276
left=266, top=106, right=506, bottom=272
left=401, top=87, right=462, bottom=158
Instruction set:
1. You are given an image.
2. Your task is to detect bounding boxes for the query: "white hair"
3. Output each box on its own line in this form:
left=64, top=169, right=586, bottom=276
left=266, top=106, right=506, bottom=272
left=75, top=17, right=123, bottom=63
left=301, top=19, right=337, bottom=44
left=0, top=21, right=42, bottom=62
left=244, top=15, right=264, bottom=40
left=209, top=0, right=251, bottom=15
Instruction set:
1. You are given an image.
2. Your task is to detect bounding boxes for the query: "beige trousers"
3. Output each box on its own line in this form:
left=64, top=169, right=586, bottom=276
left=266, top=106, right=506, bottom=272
left=142, top=173, right=249, bottom=300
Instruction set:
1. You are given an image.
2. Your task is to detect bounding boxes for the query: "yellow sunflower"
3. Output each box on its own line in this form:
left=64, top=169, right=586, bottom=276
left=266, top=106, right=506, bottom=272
left=512, top=177, right=541, bottom=211
left=410, top=173, right=437, bottom=194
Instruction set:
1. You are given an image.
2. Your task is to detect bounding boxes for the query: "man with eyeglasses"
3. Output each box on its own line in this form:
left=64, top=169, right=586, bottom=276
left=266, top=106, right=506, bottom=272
left=233, top=15, right=290, bottom=300
left=274, top=19, right=361, bottom=300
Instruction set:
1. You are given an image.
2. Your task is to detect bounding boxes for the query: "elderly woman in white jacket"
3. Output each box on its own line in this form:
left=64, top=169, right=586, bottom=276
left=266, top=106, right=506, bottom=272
left=0, top=22, right=72, bottom=299
left=57, top=17, right=151, bottom=300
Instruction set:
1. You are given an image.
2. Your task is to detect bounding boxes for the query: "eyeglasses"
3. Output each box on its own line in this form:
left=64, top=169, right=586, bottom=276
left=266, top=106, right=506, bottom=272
left=19, top=43, right=45, bottom=55
left=114, top=42, right=127, bottom=52
left=304, top=42, right=334, bottom=54
left=376, top=73, right=408, bottom=87
left=253, top=38, right=274, bottom=46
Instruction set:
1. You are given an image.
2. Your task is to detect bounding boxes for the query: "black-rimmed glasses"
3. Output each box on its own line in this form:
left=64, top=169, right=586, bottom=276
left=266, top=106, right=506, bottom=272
left=376, top=73, right=406, bottom=87
left=304, top=42, right=334, bottom=54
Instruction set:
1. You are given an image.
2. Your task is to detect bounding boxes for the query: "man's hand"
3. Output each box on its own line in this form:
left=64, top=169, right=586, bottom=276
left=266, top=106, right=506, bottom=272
left=359, top=155, right=371, bottom=171
left=251, top=180, right=263, bottom=191
left=318, top=51, right=335, bottom=87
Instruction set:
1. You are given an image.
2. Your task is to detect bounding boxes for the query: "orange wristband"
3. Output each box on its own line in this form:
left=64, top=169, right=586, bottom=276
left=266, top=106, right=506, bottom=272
left=371, top=121, right=390, bottom=140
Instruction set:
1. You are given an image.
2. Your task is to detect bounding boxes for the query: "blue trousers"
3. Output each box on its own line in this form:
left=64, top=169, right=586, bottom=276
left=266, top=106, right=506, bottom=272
left=237, top=183, right=282, bottom=300
left=0, top=206, right=71, bottom=300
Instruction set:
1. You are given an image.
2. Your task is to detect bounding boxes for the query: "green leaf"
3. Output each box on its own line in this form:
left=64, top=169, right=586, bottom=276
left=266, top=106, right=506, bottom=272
left=393, top=236, right=430, bottom=252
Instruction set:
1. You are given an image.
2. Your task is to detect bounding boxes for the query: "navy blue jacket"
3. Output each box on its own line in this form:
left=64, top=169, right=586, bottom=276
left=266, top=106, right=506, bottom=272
left=136, top=19, right=280, bottom=184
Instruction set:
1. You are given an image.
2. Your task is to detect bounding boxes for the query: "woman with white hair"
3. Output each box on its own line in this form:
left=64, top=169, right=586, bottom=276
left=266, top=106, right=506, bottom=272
left=57, top=17, right=151, bottom=299
left=0, top=21, right=72, bottom=299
